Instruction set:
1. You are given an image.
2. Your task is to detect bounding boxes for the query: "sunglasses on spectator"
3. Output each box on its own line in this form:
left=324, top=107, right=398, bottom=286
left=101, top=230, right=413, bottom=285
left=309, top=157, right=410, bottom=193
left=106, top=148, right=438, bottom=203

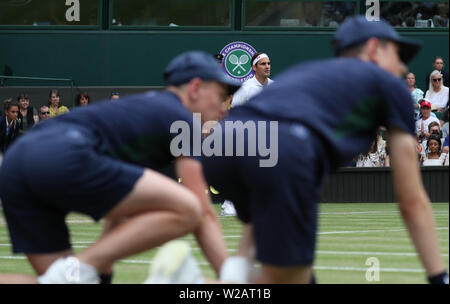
left=41, top=111, right=50, bottom=115
left=432, top=78, right=442, bottom=82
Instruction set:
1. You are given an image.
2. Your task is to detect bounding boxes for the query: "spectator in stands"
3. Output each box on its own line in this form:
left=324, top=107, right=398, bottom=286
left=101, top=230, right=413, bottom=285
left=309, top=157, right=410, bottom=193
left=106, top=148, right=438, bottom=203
left=420, top=134, right=448, bottom=166
left=420, top=121, right=445, bottom=155
left=416, top=99, right=440, bottom=142
left=0, top=99, right=20, bottom=153
left=433, top=3, right=449, bottom=28
left=232, top=52, right=274, bottom=107
left=442, top=134, right=449, bottom=155
left=441, top=107, right=449, bottom=138
left=38, top=105, right=51, bottom=122
left=110, top=89, right=120, bottom=100
left=48, top=89, right=69, bottom=117
left=406, top=72, right=424, bottom=120
left=425, top=70, right=449, bottom=114
left=356, top=130, right=387, bottom=167
left=425, top=57, right=449, bottom=88
left=76, top=92, right=90, bottom=107
left=17, top=93, right=38, bottom=134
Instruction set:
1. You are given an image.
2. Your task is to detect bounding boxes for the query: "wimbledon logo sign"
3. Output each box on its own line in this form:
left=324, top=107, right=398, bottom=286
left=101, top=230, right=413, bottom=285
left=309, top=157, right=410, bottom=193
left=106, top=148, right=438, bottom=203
left=219, top=41, right=256, bottom=82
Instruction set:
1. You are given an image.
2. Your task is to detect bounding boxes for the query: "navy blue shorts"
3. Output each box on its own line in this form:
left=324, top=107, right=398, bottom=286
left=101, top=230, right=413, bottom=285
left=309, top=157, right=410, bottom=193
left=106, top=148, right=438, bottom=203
left=201, top=108, right=329, bottom=266
left=0, top=124, right=144, bottom=254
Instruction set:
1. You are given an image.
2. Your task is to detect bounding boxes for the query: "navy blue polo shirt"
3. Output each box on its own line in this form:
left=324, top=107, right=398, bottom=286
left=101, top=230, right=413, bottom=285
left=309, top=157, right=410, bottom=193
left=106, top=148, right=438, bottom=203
left=240, top=57, right=415, bottom=168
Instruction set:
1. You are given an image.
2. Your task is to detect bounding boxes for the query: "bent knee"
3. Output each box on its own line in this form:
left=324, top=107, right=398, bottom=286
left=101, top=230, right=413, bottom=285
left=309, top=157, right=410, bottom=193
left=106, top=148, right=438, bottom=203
left=177, top=190, right=202, bottom=229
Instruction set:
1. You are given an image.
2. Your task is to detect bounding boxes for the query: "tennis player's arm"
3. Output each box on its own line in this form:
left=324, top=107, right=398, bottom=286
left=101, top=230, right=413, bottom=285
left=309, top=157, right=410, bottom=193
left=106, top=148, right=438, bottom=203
left=175, top=156, right=228, bottom=275
left=388, top=127, right=447, bottom=278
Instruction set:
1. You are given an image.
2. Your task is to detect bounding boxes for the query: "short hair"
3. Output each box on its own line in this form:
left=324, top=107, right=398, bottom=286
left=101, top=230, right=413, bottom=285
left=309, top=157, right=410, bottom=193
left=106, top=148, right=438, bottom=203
left=76, top=92, right=90, bottom=106
left=428, top=121, right=440, bottom=132
left=111, top=89, right=120, bottom=97
left=3, top=98, right=19, bottom=111
left=433, top=56, right=444, bottom=64
left=251, top=52, right=268, bottom=67
left=405, top=72, right=416, bottom=88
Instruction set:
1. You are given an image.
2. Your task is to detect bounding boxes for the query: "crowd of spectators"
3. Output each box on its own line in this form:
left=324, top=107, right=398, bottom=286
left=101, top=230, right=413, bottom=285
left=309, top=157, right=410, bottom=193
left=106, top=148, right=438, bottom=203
left=353, top=56, right=449, bottom=168
left=1, top=56, right=449, bottom=168
left=0, top=89, right=121, bottom=156
left=381, top=1, right=449, bottom=28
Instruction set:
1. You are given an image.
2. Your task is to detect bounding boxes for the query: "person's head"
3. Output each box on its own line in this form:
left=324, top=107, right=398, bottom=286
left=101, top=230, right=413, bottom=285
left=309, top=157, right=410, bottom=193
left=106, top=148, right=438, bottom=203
left=427, top=134, right=442, bottom=153
left=251, top=52, right=271, bottom=81
left=17, top=93, right=31, bottom=110
left=428, top=121, right=441, bottom=137
left=110, top=90, right=120, bottom=100
left=420, top=98, right=432, bottom=119
left=332, top=16, right=421, bottom=78
left=405, top=72, right=416, bottom=88
left=429, top=70, right=443, bottom=92
left=39, top=105, right=50, bottom=121
left=432, top=56, right=445, bottom=72
left=76, top=92, right=90, bottom=107
left=3, top=99, right=19, bottom=123
left=163, top=51, right=241, bottom=123
left=48, top=89, right=61, bottom=107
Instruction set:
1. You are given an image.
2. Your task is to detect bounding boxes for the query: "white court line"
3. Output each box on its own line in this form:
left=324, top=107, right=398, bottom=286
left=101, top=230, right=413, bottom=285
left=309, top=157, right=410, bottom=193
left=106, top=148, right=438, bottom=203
left=320, top=210, right=449, bottom=215
left=1, top=243, right=447, bottom=258
left=319, top=227, right=449, bottom=235
left=66, top=220, right=94, bottom=224
left=313, top=266, right=425, bottom=273
left=1, top=210, right=448, bottom=225
left=181, top=227, right=450, bottom=239
left=218, top=210, right=449, bottom=218
left=315, top=250, right=449, bottom=257
left=0, top=256, right=427, bottom=273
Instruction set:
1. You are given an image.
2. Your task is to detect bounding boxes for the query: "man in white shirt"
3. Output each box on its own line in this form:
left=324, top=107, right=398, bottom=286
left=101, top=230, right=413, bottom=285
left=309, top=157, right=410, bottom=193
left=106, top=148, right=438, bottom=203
left=232, top=52, right=274, bottom=107
left=221, top=52, right=275, bottom=216
left=416, top=99, right=440, bottom=142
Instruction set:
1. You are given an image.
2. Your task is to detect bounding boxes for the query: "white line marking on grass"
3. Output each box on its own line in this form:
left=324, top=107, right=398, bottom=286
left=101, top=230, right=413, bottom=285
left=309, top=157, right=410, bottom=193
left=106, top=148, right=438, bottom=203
left=0, top=256, right=25, bottom=260
left=319, top=210, right=449, bottom=215
left=66, top=220, right=95, bottom=224
left=316, top=251, right=449, bottom=257
left=319, top=227, right=448, bottom=235
left=0, top=256, right=428, bottom=273
left=1, top=244, right=447, bottom=258
left=320, top=211, right=400, bottom=215
left=313, top=266, right=425, bottom=273
left=180, top=226, right=449, bottom=240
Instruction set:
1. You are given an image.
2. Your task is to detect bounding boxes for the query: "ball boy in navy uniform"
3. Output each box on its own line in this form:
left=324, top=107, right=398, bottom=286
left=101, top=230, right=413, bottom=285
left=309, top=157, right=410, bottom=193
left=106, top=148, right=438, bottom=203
left=152, top=17, right=448, bottom=284
left=0, top=51, right=240, bottom=283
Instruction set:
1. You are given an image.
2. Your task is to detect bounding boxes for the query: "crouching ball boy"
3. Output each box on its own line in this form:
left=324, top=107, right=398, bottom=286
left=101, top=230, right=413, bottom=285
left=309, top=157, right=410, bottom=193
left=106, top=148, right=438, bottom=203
left=0, top=51, right=240, bottom=283
left=148, top=17, right=448, bottom=284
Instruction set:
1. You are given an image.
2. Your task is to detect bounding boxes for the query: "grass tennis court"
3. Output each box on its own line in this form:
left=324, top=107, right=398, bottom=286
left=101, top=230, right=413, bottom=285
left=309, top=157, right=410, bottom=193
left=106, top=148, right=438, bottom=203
left=0, top=202, right=448, bottom=284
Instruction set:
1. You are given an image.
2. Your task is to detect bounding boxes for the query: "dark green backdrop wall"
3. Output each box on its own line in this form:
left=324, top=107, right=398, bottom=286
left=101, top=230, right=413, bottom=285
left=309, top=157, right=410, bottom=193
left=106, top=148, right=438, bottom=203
left=0, top=30, right=448, bottom=88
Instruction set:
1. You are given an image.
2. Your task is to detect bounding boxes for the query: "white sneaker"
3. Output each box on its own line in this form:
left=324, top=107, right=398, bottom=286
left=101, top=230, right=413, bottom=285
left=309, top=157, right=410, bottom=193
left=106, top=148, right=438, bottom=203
left=220, top=200, right=237, bottom=216
left=143, top=240, right=203, bottom=284
left=38, top=257, right=100, bottom=284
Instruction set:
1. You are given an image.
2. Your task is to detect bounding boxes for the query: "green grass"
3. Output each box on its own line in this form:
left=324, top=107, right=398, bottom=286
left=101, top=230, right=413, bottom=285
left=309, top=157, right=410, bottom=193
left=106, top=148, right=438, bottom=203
left=0, top=203, right=448, bottom=284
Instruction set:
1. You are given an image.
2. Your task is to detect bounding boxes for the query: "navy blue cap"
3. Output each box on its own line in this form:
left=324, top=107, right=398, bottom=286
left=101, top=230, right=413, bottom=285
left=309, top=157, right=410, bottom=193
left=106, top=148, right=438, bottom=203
left=164, top=51, right=241, bottom=94
left=333, top=16, right=422, bottom=63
